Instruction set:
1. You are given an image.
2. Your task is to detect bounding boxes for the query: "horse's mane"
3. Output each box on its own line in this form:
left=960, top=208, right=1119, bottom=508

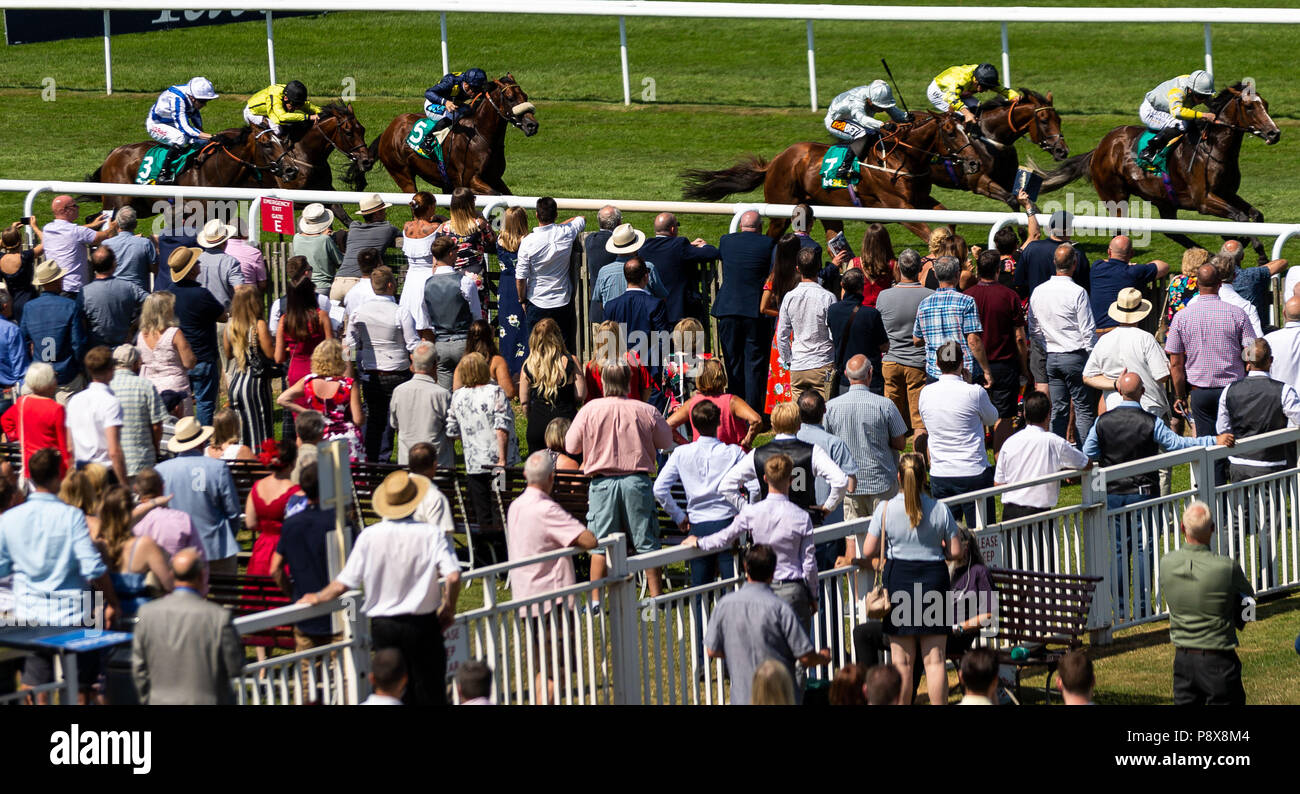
left=213, top=126, right=253, bottom=147
left=1206, top=82, right=1250, bottom=113
left=981, top=88, right=1050, bottom=110
left=318, top=101, right=352, bottom=119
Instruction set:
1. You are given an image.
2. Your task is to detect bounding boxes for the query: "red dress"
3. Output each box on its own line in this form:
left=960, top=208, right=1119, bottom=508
left=285, top=322, right=326, bottom=388
left=762, top=276, right=792, bottom=415
left=247, top=480, right=302, bottom=577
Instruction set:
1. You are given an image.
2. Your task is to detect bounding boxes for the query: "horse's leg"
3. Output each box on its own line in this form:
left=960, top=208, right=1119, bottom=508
left=766, top=218, right=791, bottom=240
left=468, top=175, right=499, bottom=195
left=820, top=219, right=845, bottom=245
left=1217, top=193, right=1268, bottom=263
left=1152, top=202, right=1202, bottom=251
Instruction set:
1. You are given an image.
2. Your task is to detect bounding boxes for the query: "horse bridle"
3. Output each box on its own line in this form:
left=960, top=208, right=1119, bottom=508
left=873, top=115, right=979, bottom=177
left=214, top=127, right=295, bottom=177
left=312, top=114, right=369, bottom=163
left=480, top=85, right=535, bottom=132
left=1005, top=97, right=1065, bottom=153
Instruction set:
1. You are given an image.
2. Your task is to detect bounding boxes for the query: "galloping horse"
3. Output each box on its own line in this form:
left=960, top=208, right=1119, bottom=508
left=681, top=112, right=979, bottom=241
left=372, top=74, right=539, bottom=194
left=253, top=102, right=374, bottom=192
left=88, top=126, right=298, bottom=216
left=1041, top=82, right=1280, bottom=260
left=931, top=89, right=1069, bottom=207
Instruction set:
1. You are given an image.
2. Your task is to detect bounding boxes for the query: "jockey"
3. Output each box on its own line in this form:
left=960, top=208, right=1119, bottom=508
left=1138, top=70, right=1217, bottom=165
left=419, top=68, right=488, bottom=151
left=927, top=63, right=1019, bottom=123
left=824, top=80, right=911, bottom=181
left=244, top=80, right=322, bottom=138
left=146, top=76, right=218, bottom=184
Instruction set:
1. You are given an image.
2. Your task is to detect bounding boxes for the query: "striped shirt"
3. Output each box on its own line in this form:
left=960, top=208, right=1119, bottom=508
left=1164, top=294, right=1256, bottom=388
left=912, top=287, right=982, bottom=379
left=110, top=369, right=167, bottom=476
left=825, top=384, right=908, bottom=496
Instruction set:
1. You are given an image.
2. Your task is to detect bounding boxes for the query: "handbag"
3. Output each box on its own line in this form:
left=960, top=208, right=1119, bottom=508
left=246, top=328, right=287, bottom=379
left=863, top=510, right=891, bottom=620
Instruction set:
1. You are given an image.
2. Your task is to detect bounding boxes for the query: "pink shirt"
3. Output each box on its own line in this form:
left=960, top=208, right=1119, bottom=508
left=224, top=238, right=268, bottom=286
left=133, top=507, right=205, bottom=559
left=505, top=486, right=586, bottom=612
left=565, top=397, right=673, bottom=476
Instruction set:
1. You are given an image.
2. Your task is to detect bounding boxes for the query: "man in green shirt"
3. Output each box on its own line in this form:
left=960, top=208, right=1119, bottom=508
left=1158, top=501, right=1253, bottom=705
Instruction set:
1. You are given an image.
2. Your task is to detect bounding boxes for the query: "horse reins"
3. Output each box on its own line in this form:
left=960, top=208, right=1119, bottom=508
left=312, top=114, right=369, bottom=163
left=866, top=115, right=976, bottom=179
left=213, top=128, right=293, bottom=177
left=1004, top=97, right=1064, bottom=151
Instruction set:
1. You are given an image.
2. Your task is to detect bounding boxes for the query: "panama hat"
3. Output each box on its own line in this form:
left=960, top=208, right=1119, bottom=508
left=299, top=203, right=335, bottom=234
left=168, top=246, right=202, bottom=281
left=372, top=470, right=430, bottom=520
left=358, top=193, right=392, bottom=215
left=197, top=218, right=236, bottom=248
left=1108, top=287, right=1153, bottom=325
left=605, top=223, right=646, bottom=255
left=167, top=416, right=215, bottom=454
left=31, top=258, right=69, bottom=287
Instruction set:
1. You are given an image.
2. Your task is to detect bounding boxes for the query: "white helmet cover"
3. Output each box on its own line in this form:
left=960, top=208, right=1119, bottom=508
left=866, top=79, right=896, bottom=109
left=1188, top=70, right=1214, bottom=96
left=187, top=76, right=219, bottom=100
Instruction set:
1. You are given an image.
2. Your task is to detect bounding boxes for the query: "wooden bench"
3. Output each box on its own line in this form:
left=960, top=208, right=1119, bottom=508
left=207, top=573, right=295, bottom=650
left=980, top=567, right=1103, bottom=701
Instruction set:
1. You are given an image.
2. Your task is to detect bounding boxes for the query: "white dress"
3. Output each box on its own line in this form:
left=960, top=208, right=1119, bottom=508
left=400, top=233, right=437, bottom=331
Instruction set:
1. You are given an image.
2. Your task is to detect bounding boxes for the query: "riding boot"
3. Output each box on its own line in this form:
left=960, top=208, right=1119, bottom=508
left=837, top=134, right=873, bottom=181
left=156, top=146, right=183, bottom=185
left=1139, top=127, right=1178, bottom=165
left=422, top=115, right=456, bottom=153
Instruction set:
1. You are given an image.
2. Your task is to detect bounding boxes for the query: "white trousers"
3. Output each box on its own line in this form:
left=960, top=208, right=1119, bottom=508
left=243, top=106, right=282, bottom=134
left=1139, top=99, right=1180, bottom=132
left=146, top=122, right=193, bottom=148
left=926, top=80, right=951, bottom=112
left=825, top=115, right=868, bottom=142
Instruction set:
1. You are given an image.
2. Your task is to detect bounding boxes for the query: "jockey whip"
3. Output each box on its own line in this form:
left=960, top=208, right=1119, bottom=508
left=881, top=58, right=910, bottom=114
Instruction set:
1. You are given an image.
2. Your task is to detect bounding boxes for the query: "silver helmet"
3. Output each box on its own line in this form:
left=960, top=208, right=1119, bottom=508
left=1188, top=69, right=1215, bottom=96
left=866, top=79, right=896, bottom=109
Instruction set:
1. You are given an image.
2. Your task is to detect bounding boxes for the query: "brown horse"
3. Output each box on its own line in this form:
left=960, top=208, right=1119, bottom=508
left=250, top=102, right=374, bottom=192
left=88, top=126, right=298, bottom=216
left=681, top=112, right=979, bottom=241
left=931, top=89, right=1069, bottom=207
left=1041, top=82, right=1280, bottom=260
left=372, top=74, right=539, bottom=195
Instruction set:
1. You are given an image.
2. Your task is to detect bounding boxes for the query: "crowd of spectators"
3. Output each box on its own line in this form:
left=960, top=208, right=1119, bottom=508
left=0, top=190, right=1285, bottom=706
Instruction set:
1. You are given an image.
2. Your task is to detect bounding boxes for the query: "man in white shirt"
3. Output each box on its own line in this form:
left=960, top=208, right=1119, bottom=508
left=41, top=195, right=116, bottom=296
left=66, top=346, right=127, bottom=484
left=347, top=266, right=419, bottom=462
left=918, top=341, right=998, bottom=527
left=1028, top=244, right=1098, bottom=446
left=778, top=247, right=837, bottom=402
left=1190, top=254, right=1263, bottom=337
left=995, top=392, right=1090, bottom=520
left=342, top=248, right=383, bottom=321
left=301, top=470, right=461, bottom=705
left=654, top=400, right=746, bottom=586
left=1216, top=338, right=1300, bottom=483
left=1082, top=288, right=1171, bottom=417
left=1265, top=297, right=1300, bottom=390
left=515, top=196, right=585, bottom=352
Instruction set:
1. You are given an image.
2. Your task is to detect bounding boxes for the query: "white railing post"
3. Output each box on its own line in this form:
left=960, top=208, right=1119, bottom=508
left=1081, top=466, right=1114, bottom=643
left=23, top=185, right=53, bottom=247
left=248, top=196, right=261, bottom=243
left=103, top=11, right=112, bottom=96
left=987, top=212, right=1024, bottom=250
left=806, top=20, right=818, bottom=112
left=619, top=17, right=631, bottom=106
left=603, top=533, right=639, bottom=704
left=1272, top=227, right=1300, bottom=261
left=265, top=11, right=276, bottom=85
left=1000, top=21, right=1011, bottom=87
left=440, top=12, right=450, bottom=76
left=341, top=593, right=371, bottom=704
left=1203, top=22, right=1213, bottom=76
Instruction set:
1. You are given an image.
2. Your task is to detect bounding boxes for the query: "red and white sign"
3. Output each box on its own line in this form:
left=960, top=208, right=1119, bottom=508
left=260, top=197, right=295, bottom=236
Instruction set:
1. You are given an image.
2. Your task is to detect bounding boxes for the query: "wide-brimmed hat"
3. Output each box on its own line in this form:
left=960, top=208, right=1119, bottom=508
left=167, top=416, right=215, bottom=453
left=605, top=223, right=646, bottom=255
left=197, top=218, right=236, bottom=248
left=1108, top=287, right=1153, bottom=325
left=372, top=470, right=430, bottom=520
left=168, top=246, right=202, bottom=281
left=358, top=193, right=391, bottom=215
left=299, top=203, right=335, bottom=234
left=31, top=258, right=68, bottom=287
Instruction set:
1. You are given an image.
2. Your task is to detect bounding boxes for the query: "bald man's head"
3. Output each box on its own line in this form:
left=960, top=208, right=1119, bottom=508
left=172, top=549, right=203, bottom=584
left=739, top=210, right=761, bottom=232
left=654, top=212, right=678, bottom=236
left=1285, top=297, right=1300, bottom=323
left=1117, top=371, right=1144, bottom=401
left=1196, top=264, right=1221, bottom=292
left=844, top=354, right=871, bottom=383
left=51, top=195, right=78, bottom=220
left=1108, top=235, right=1132, bottom=261
left=1218, top=239, right=1245, bottom=266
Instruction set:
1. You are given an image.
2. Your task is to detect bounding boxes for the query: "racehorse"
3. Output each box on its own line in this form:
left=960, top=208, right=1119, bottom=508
left=88, top=126, right=298, bottom=216
left=257, top=102, right=374, bottom=192
left=931, top=89, right=1069, bottom=207
left=681, top=112, right=980, bottom=242
left=1040, top=82, right=1280, bottom=260
left=371, top=74, right=539, bottom=195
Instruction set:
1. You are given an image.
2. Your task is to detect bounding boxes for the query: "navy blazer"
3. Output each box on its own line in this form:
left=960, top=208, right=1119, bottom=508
left=714, top=231, right=776, bottom=319
left=603, top=287, right=669, bottom=342
left=639, top=235, right=719, bottom=323
left=583, top=229, right=616, bottom=285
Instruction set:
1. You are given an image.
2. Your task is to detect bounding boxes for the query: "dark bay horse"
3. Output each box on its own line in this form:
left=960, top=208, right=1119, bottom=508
left=931, top=89, right=1069, bottom=207
left=372, top=74, right=539, bottom=195
left=88, top=126, right=298, bottom=216
left=1040, top=82, right=1280, bottom=260
left=681, top=112, right=979, bottom=241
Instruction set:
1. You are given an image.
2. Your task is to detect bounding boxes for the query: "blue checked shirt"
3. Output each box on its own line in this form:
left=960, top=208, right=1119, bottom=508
left=20, top=293, right=86, bottom=386
left=825, top=384, right=908, bottom=496
left=912, top=287, right=982, bottom=380
left=110, top=369, right=168, bottom=476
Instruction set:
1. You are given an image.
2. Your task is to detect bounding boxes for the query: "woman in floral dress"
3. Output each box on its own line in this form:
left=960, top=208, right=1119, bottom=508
left=494, top=206, right=530, bottom=376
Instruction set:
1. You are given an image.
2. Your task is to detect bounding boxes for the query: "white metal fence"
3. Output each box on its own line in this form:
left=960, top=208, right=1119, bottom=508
left=8, top=3, right=1300, bottom=109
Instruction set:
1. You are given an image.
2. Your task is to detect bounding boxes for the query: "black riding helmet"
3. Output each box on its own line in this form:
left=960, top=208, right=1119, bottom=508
left=461, top=68, right=488, bottom=92
left=973, top=63, right=999, bottom=90
left=284, top=80, right=308, bottom=105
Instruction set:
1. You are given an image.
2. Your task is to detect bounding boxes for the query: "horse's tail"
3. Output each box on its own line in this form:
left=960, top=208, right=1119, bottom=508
left=1040, top=151, right=1094, bottom=193
left=681, top=155, right=769, bottom=202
